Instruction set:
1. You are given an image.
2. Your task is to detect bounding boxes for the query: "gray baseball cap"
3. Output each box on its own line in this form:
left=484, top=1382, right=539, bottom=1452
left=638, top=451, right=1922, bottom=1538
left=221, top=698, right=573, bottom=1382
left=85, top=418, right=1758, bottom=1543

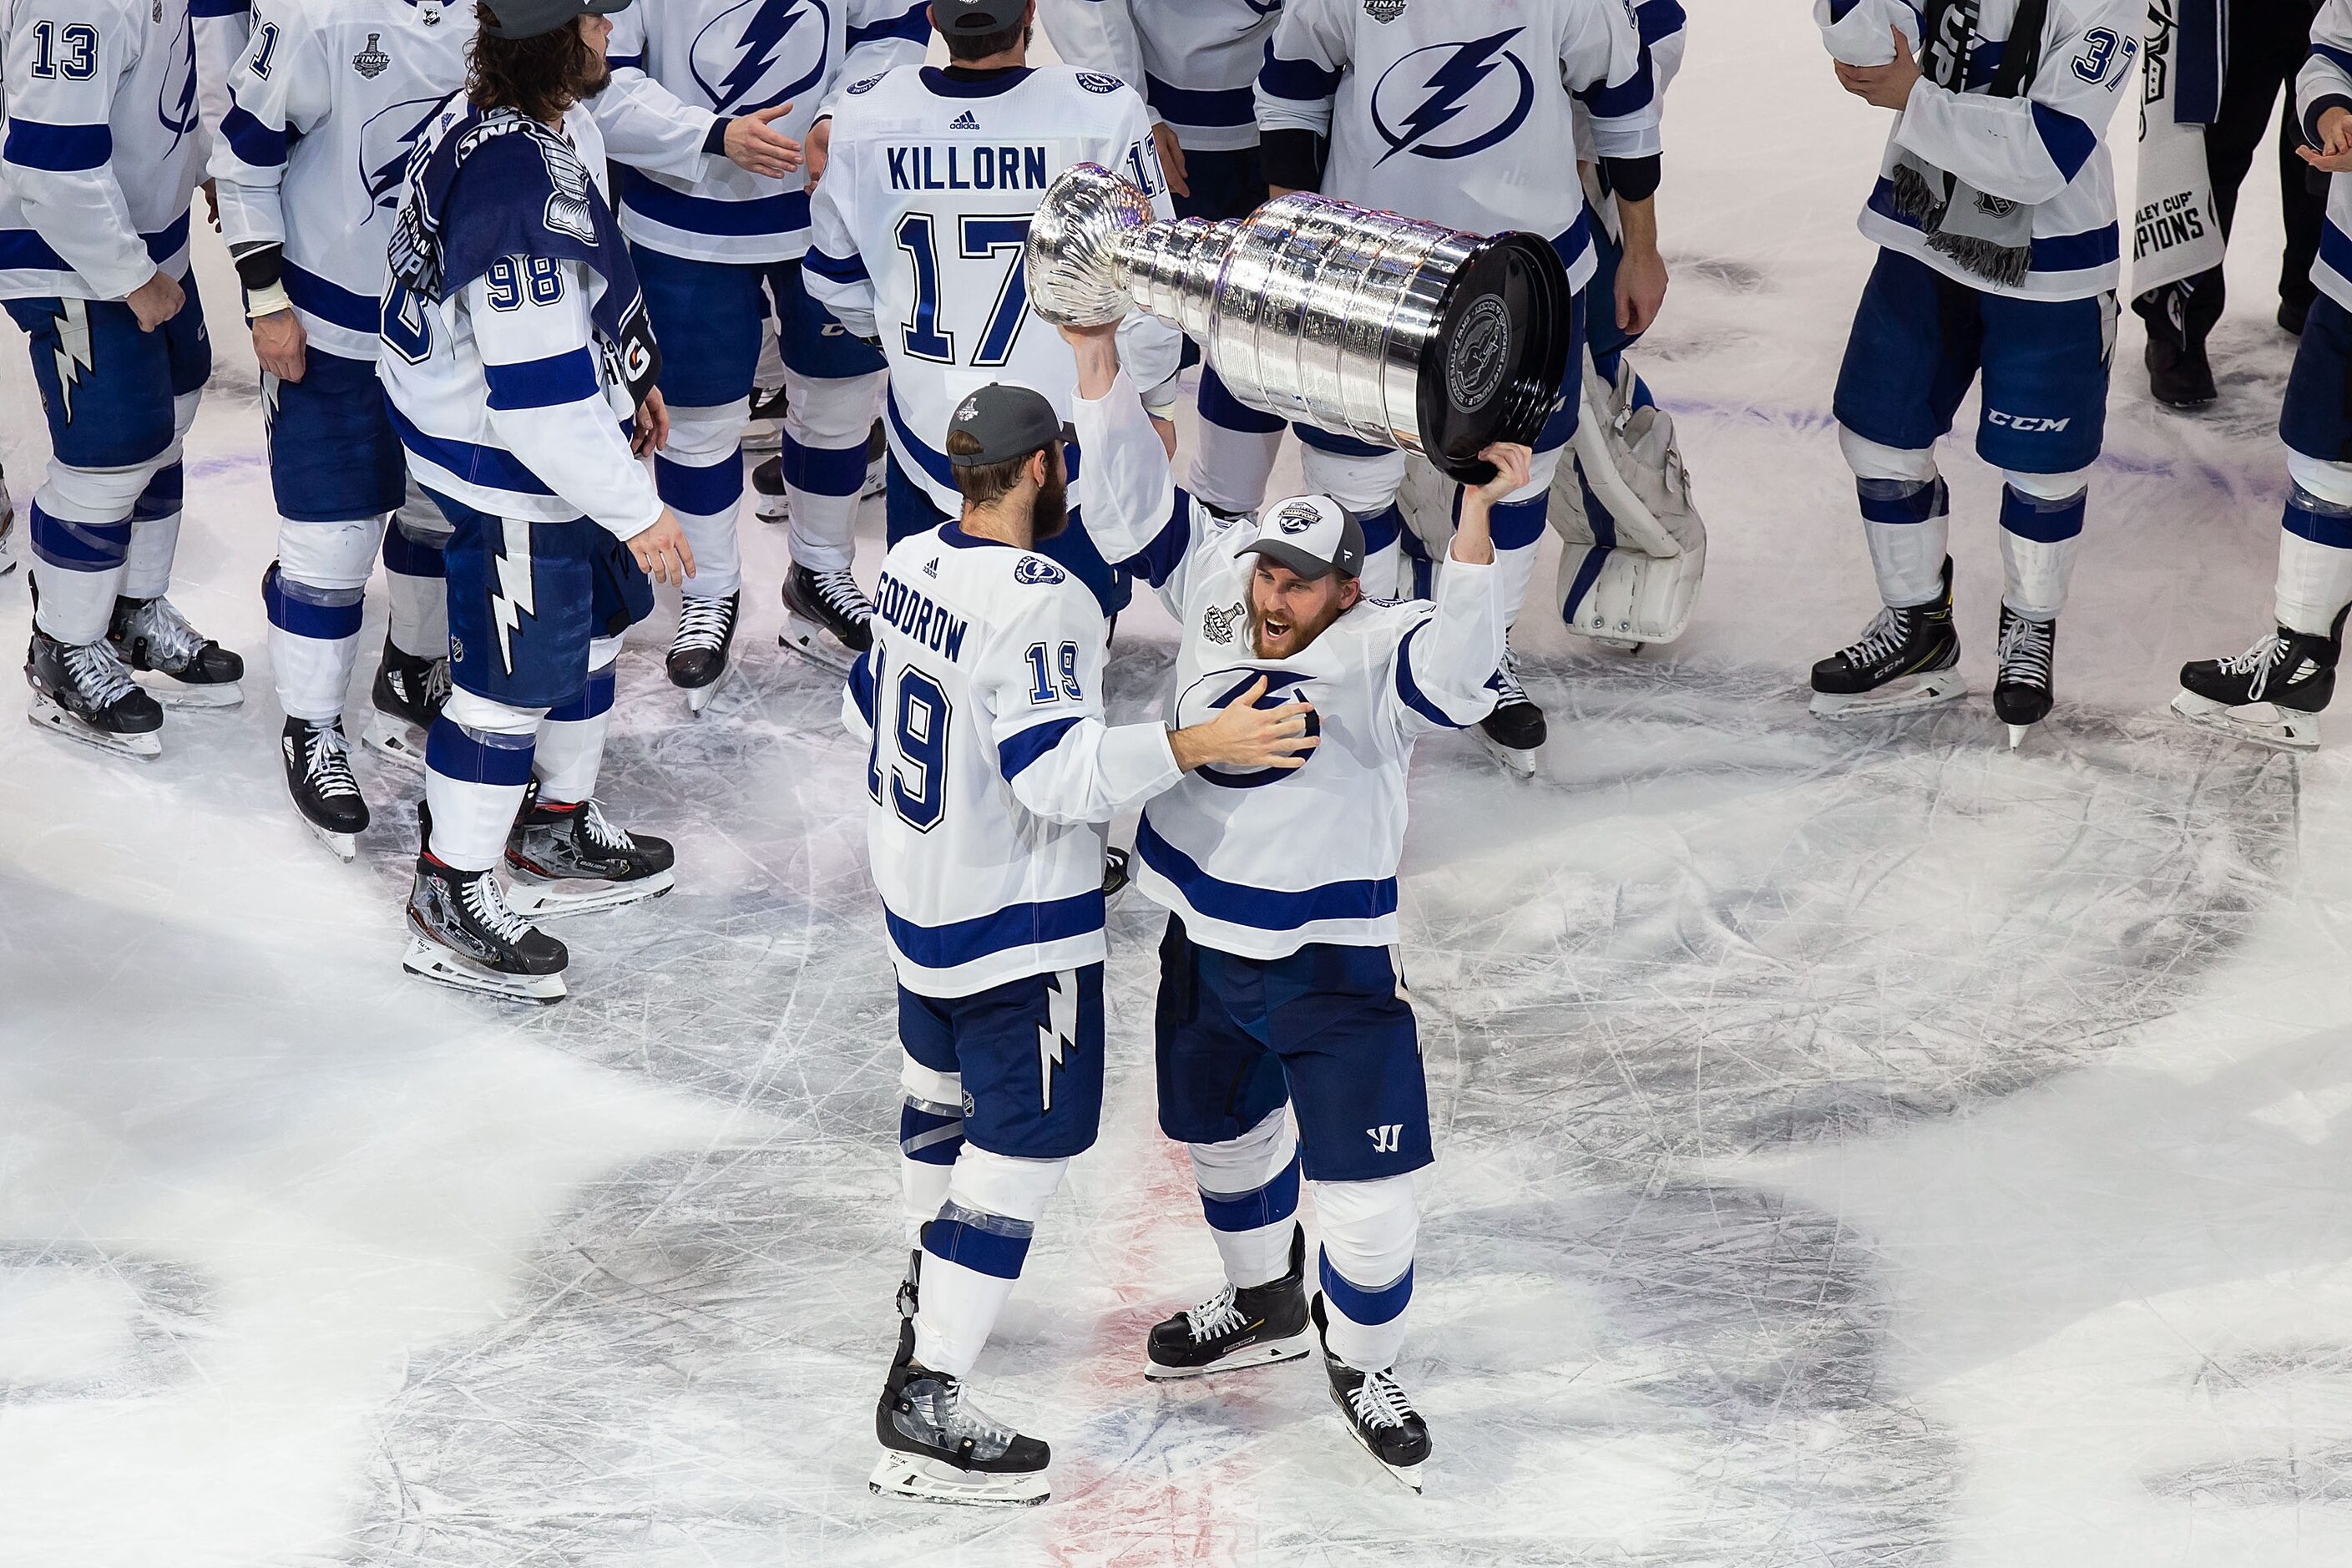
left=933, top=0, right=1026, bottom=36
left=946, top=383, right=1074, bottom=468
left=1239, top=494, right=1365, bottom=581
left=480, top=0, right=633, bottom=41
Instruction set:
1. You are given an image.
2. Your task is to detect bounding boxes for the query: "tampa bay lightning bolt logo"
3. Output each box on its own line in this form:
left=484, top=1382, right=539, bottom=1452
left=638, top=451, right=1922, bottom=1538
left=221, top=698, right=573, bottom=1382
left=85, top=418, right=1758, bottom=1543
left=359, top=98, right=445, bottom=218
left=158, top=10, right=200, bottom=150
left=691, top=0, right=829, bottom=116
left=1369, top=28, right=1535, bottom=166
left=1178, top=668, right=1319, bottom=788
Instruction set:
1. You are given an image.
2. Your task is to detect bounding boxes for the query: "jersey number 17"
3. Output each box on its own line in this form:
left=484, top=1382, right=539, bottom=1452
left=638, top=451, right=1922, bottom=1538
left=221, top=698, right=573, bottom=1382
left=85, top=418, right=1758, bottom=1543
left=896, top=213, right=1032, bottom=367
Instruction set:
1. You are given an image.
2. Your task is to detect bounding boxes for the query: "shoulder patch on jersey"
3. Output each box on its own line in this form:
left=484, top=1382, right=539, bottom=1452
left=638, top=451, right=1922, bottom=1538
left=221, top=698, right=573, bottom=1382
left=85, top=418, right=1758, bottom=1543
left=1075, top=72, right=1125, bottom=94
left=1014, top=557, right=1067, bottom=586
left=847, top=73, right=885, bottom=95
left=1364, top=0, right=1406, bottom=21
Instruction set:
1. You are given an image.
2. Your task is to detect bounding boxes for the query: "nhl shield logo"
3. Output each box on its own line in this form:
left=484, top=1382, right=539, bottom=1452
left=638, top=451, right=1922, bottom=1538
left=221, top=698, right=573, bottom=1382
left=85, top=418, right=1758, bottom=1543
left=1364, top=0, right=1405, bottom=20
left=354, top=33, right=391, bottom=78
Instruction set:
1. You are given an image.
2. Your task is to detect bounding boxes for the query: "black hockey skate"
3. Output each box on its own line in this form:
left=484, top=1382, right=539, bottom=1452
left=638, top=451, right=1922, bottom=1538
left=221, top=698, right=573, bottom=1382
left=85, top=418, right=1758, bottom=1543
left=2172, top=606, right=2349, bottom=752
left=404, top=822, right=568, bottom=1005
left=503, top=785, right=676, bottom=918
left=1809, top=558, right=1964, bottom=720
left=109, top=594, right=244, bottom=708
left=751, top=453, right=791, bottom=524
left=871, top=1320, right=1051, bottom=1506
left=366, top=637, right=450, bottom=772
left=1992, top=605, right=2057, bottom=749
left=1312, top=1293, right=1429, bottom=1493
left=779, top=563, right=874, bottom=675
left=1146, top=1223, right=1312, bottom=1380
left=1477, top=653, right=1545, bottom=776
left=1103, top=845, right=1132, bottom=903
left=744, top=382, right=787, bottom=455
left=25, top=628, right=164, bottom=758
left=283, top=717, right=369, bottom=860
left=668, top=590, right=740, bottom=715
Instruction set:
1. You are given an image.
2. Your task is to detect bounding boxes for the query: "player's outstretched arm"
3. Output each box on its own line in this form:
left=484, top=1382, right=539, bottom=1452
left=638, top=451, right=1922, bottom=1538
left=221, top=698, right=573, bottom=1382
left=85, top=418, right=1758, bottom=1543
left=1062, top=321, right=1198, bottom=596
left=1385, top=444, right=1528, bottom=740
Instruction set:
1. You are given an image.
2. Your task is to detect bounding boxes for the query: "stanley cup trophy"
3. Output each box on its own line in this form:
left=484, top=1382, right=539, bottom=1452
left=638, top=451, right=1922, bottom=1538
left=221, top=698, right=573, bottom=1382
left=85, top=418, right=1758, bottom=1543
left=1025, top=163, right=1573, bottom=481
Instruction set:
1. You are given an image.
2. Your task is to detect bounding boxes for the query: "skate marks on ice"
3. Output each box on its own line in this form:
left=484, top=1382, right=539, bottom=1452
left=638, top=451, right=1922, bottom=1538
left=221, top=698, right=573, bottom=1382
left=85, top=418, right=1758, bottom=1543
left=0, top=1242, right=216, bottom=1404
left=1404, top=651, right=2304, bottom=1173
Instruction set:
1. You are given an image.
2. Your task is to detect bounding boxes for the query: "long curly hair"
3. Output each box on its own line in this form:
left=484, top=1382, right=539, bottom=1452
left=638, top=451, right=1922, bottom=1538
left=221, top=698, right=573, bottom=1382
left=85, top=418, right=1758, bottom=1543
left=467, top=7, right=610, bottom=124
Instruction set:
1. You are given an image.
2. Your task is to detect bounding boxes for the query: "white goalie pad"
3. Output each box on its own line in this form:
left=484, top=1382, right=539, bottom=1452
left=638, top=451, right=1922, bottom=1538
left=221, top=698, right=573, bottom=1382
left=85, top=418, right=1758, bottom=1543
left=1393, top=349, right=1706, bottom=647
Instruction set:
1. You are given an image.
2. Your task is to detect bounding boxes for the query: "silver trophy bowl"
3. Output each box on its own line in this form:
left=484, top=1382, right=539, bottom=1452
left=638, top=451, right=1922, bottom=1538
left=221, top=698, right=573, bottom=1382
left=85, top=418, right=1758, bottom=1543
left=1026, top=163, right=1572, bottom=479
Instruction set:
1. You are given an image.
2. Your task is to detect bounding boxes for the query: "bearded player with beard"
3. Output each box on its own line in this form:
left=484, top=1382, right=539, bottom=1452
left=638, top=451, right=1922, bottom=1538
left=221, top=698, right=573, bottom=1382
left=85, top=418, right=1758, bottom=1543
left=1059, top=320, right=1525, bottom=1491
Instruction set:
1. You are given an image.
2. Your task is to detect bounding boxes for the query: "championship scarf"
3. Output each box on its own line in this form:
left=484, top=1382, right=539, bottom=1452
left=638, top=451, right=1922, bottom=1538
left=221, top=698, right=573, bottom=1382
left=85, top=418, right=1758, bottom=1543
left=2131, top=0, right=2226, bottom=297
left=1888, top=0, right=2054, bottom=287
left=386, top=100, right=663, bottom=408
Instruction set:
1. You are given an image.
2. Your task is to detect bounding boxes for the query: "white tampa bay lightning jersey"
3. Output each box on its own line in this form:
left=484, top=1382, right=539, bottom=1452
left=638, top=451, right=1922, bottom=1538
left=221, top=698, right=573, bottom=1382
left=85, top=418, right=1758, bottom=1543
left=605, top=0, right=928, bottom=265
left=191, top=0, right=252, bottom=157
left=1037, top=0, right=1281, bottom=152
left=2300, top=2, right=2352, bottom=313
left=1256, top=0, right=1658, bottom=293
left=1072, top=373, right=1502, bottom=961
left=842, top=523, right=1182, bottom=997
left=210, top=0, right=473, bottom=361
left=0, top=0, right=203, bottom=300
left=806, top=63, right=1183, bottom=517
left=377, top=99, right=660, bottom=537
left=1574, top=0, right=1683, bottom=164
left=1818, top=0, right=2140, bottom=301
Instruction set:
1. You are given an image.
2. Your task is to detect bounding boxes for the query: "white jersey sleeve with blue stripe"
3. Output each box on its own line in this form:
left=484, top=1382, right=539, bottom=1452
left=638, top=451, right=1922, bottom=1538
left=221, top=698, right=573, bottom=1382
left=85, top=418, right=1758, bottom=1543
left=1255, top=0, right=1654, bottom=292
left=847, top=525, right=1181, bottom=997
left=191, top=0, right=251, bottom=162
left=0, top=0, right=202, bottom=300
left=1823, top=0, right=2139, bottom=300
left=1039, top=0, right=1277, bottom=151
left=2300, top=0, right=2352, bottom=311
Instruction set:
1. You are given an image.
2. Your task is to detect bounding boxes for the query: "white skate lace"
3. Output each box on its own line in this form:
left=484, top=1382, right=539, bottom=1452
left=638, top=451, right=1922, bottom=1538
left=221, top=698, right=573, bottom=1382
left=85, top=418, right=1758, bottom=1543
left=458, top=870, right=534, bottom=943
left=1996, top=613, right=2055, bottom=690
left=673, top=594, right=734, bottom=654
left=2217, top=633, right=2293, bottom=701
left=575, top=799, right=634, bottom=852
left=913, top=1375, right=1018, bottom=1459
left=1183, top=1286, right=1247, bottom=1344
left=1348, top=1368, right=1419, bottom=1432
left=303, top=724, right=362, bottom=802
left=124, top=597, right=208, bottom=670
left=422, top=656, right=452, bottom=711
left=1836, top=606, right=1909, bottom=670
left=62, top=640, right=140, bottom=708
left=809, top=567, right=874, bottom=625
left=1490, top=651, right=1529, bottom=708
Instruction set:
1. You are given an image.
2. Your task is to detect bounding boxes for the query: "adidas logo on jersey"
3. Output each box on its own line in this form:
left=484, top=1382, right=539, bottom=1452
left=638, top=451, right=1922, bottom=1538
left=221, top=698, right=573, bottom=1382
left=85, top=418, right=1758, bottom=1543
left=950, top=110, right=980, bottom=130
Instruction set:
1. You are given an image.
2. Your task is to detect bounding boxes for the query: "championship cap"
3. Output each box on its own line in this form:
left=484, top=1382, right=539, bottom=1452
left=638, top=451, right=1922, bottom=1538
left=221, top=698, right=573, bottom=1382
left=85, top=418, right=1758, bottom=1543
left=1238, top=494, right=1365, bottom=582
left=480, top=0, right=633, bottom=41
left=933, top=0, right=1027, bottom=36
left=946, top=383, right=1075, bottom=468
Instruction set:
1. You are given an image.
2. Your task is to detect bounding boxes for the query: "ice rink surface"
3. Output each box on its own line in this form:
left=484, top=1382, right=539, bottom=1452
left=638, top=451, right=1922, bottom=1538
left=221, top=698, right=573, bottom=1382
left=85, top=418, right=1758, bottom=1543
left=13, top=4, right=2352, bottom=1563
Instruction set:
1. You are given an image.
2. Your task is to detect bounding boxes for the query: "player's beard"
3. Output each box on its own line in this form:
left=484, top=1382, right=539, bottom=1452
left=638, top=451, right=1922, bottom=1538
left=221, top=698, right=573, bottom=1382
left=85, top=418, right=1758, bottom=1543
left=1029, top=462, right=1069, bottom=542
left=1249, top=584, right=1348, bottom=660
left=574, top=34, right=612, bottom=98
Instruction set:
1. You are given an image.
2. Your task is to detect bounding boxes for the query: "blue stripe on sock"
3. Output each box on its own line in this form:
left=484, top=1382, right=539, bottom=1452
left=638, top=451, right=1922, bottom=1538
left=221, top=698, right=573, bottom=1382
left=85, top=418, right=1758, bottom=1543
left=28, top=503, right=129, bottom=570
left=2285, top=492, right=2352, bottom=550
left=1857, top=476, right=1945, bottom=525
left=1318, top=1249, right=1414, bottom=1327
left=1358, top=503, right=1403, bottom=554
left=1490, top=493, right=1549, bottom=551
left=655, top=453, right=744, bottom=518
left=923, top=1215, right=1032, bottom=1281
left=1199, top=366, right=1286, bottom=435
left=424, top=715, right=537, bottom=787
left=780, top=432, right=871, bottom=498
left=382, top=526, right=447, bottom=579
left=1999, top=483, right=2086, bottom=544
left=899, top=1102, right=964, bottom=1166
left=263, top=566, right=365, bottom=640
left=132, top=462, right=184, bottom=521
left=544, top=664, right=615, bottom=722
left=1199, top=1150, right=1302, bottom=1234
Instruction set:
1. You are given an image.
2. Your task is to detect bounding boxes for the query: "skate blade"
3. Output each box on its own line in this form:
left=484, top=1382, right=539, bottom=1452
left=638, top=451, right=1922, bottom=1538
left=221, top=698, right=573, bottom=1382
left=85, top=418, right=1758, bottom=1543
left=1809, top=669, right=1965, bottom=721
left=1144, top=1333, right=1311, bottom=1381
left=504, top=867, right=675, bottom=918
left=307, top=820, right=357, bottom=862
left=863, top=462, right=888, bottom=501
left=401, top=935, right=564, bottom=1004
left=26, top=695, right=161, bottom=759
left=132, top=671, right=243, bottom=710
left=777, top=614, right=857, bottom=675
left=1474, top=730, right=1541, bottom=777
left=867, top=1451, right=1049, bottom=1507
left=680, top=660, right=736, bottom=716
left=363, top=711, right=431, bottom=773
left=756, top=500, right=791, bottom=525
left=2170, top=690, right=2321, bottom=751
left=1330, top=1398, right=1426, bottom=1495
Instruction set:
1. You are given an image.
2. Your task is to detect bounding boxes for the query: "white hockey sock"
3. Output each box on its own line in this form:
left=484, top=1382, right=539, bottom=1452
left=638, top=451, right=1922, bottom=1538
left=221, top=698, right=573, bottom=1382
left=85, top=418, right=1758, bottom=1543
left=1843, top=429, right=1946, bottom=608
left=121, top=460, right=183, bottom=599
left=1313, top=1174, right=1418, bottom=1373
left=28, top=511, right=132, bottom=645
left=265, top=566, right=366, bottom=722
left=2277, top=455, right=2352, bottom=635
left=1190, top=1110, right=1302, bottom=1288
left=899, top=1054, right=964, bottom=1246
left=424, top=690, right=542, bottom=873
left=1187, top=367, right=1286, bottom=515
left=913, top=1147, right=1067, bottom=1378
left=533, top=636, right=622, bottom=805
left=383, top=521, right=449, bottom=658
left=656, top=401, right=747, bottom=600
left=781, top=367, right=883, bottom=575
left=1997, top=474, right=2088, bottom=620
